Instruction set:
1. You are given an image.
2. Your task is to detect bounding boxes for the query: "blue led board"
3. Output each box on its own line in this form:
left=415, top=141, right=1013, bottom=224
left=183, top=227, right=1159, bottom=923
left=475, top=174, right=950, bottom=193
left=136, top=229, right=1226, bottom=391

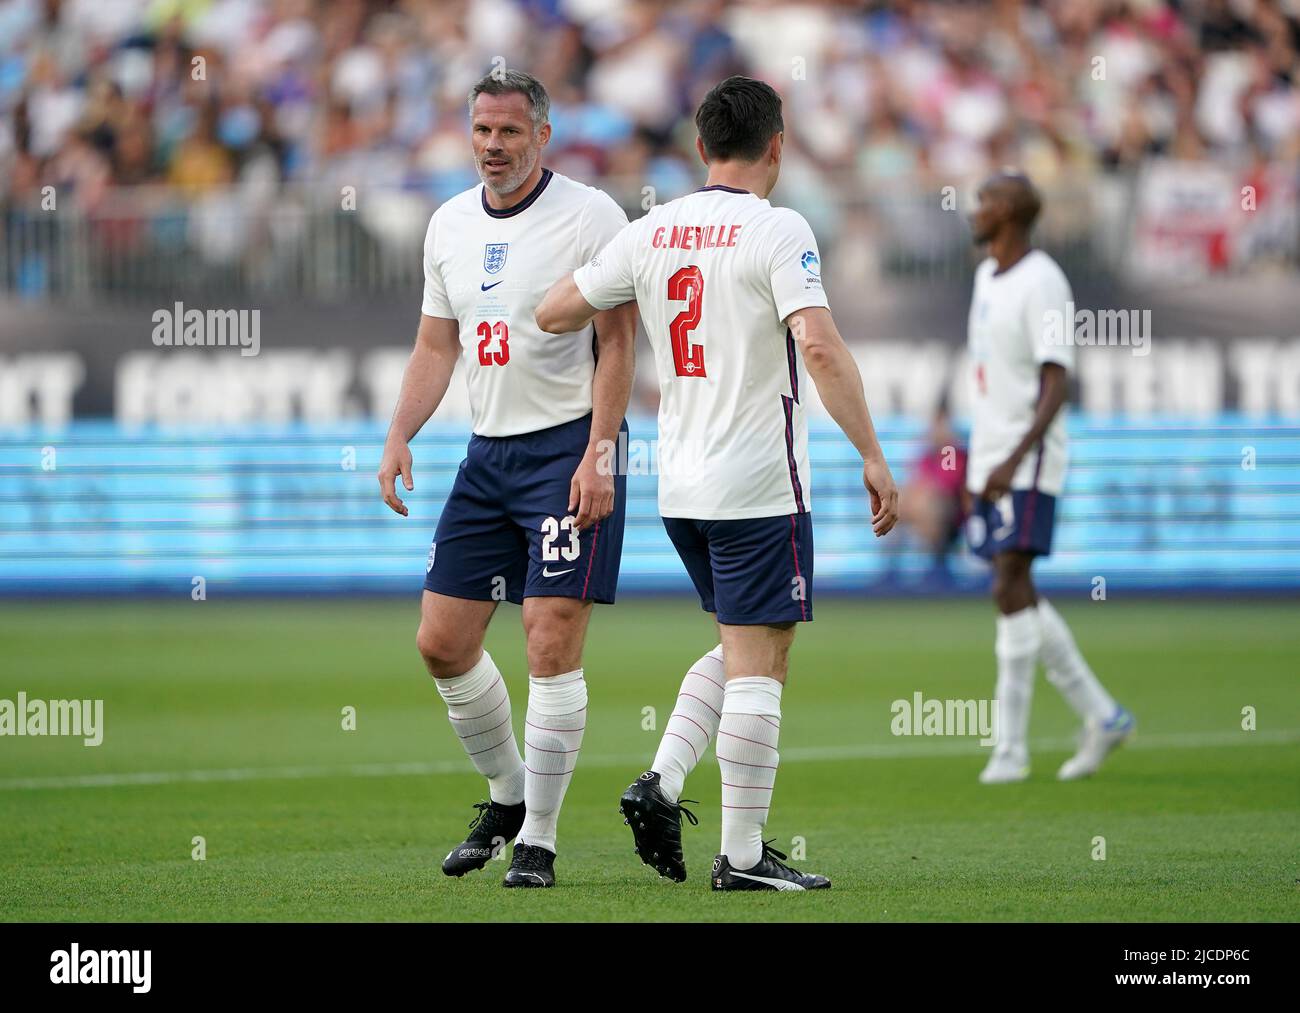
left=0, top=417, right=1296, bottom=595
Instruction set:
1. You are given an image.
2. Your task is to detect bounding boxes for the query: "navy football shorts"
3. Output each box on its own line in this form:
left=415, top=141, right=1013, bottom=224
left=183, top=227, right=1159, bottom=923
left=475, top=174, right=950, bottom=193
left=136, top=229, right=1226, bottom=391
left=662, top=512, right=814, bottom=625
left=966, top=489, right=1057, bottom=560
left=423, top=413, right=627, bottom=605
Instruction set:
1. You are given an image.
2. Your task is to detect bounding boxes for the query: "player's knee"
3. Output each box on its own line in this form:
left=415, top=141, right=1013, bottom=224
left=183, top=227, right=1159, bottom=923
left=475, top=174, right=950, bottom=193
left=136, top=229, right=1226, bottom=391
left=522, top=600, right=588, bottom=674
left=416, top=621, right=477, bottom=675
left=524, top=619, right=583, bottom=675
left=525, top=630, right=577, bottom=676
left=992, top=587, right=1020, bottom=615
left=992, top=561, right=1033, bottom=613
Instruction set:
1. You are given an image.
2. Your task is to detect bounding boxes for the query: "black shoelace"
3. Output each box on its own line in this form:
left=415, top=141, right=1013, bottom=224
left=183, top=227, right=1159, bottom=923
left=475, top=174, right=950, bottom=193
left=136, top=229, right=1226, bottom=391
left=467, top=799, right=519, bottom=837
left=465, top=800, right=493, bottom=832
left=512, top=844, right=551, bottom=871
left=677, top=799, right=700, bottom=827
left=760, top=839, right=795, bottom=874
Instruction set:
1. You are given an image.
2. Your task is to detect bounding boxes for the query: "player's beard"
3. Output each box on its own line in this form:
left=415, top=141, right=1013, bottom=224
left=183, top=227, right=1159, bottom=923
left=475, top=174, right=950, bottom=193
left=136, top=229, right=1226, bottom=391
left=477, top=144, right=540, bottom=198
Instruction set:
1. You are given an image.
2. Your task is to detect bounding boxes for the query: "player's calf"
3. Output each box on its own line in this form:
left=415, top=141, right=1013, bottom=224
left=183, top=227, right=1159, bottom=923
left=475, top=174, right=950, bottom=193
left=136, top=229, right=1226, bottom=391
left=981, top=554, right=1040, bottom=784
left=501, top=601, right=594, bottom=890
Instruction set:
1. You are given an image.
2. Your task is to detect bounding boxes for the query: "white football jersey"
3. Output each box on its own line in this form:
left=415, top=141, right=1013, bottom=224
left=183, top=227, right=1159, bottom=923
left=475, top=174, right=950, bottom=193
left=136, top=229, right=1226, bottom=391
left=574, top=186, right=829, bottom=520
left=422, top=169, right=628, bottom=437
left=966, top=249, right=1074, bottom=497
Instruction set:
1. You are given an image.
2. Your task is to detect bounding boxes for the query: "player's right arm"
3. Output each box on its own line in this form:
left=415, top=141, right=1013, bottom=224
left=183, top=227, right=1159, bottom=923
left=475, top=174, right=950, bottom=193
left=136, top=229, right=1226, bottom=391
left=983, top=260, right=1075, bottom=501
left=378, top=313, right=460, bottom=517
left=791, top=306, right=899, bottom=536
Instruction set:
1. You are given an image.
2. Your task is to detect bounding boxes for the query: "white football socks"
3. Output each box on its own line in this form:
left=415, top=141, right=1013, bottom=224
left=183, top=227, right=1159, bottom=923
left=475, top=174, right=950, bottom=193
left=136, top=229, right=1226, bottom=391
left=652, top=644, right=725, bottom=802
left=519, top=669, right=587, bottom=854
left=717, top=676, right=783, bottom=871
left=993, top=607, right=1041, bottom=762
left=1037, top=598, right=1117, bottom=722
left=434, top=650, right=525, bottom=806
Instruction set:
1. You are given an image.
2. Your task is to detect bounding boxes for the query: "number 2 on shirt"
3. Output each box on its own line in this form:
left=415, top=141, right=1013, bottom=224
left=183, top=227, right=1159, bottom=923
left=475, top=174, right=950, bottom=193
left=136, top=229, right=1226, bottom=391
left=476, top=321, right=510, bottom=366
left=668, top=265, right=706, bottom=377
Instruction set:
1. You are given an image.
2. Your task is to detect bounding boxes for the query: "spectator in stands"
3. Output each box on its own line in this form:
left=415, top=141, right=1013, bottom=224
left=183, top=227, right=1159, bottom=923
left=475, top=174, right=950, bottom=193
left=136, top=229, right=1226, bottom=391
left=899, top=404, right=969, bottom=577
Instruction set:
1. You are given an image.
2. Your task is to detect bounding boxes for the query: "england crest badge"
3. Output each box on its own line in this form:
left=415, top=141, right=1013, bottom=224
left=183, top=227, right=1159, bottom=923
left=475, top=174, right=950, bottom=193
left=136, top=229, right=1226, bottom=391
left=483, top=243, right=508, bottom=275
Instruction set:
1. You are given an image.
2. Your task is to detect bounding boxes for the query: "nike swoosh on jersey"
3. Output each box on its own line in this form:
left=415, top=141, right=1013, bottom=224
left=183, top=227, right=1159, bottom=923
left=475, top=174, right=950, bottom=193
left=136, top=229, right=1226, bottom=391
left=541, top=567, right=575, bottom=578
left=480, top=280, right=504, bottom=291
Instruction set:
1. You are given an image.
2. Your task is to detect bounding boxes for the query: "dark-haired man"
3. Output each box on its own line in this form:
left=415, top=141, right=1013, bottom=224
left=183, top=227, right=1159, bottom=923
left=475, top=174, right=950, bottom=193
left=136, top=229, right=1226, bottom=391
left=378, top=69, right=637, bottom=888
left=964, top=172, right=1134, bottom=784
left=537, top=75, right=898, bottom=891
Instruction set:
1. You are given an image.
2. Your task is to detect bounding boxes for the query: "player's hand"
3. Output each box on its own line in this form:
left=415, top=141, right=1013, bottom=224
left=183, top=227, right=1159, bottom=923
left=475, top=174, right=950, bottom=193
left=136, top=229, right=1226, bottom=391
left=569, top=445, right=614, bottom=531
left=378, top=440, right=414, bottom=517
left=863, top=455, right=899, bottom=537
left=982, top=456, right=1020, bottom=502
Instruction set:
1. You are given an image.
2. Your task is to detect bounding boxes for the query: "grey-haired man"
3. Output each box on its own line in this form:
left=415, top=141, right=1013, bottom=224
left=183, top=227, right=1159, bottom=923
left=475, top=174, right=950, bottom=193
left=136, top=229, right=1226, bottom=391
left=378, top=70, right=638, bottom=887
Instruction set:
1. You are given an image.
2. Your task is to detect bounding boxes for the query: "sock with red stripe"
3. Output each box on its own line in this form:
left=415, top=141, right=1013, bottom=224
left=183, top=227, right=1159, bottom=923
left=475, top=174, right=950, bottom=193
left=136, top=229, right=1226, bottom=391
left=651, top=644, right=725, bottom=802
left=433, top=650, right=525, bottom=806
left=717, top=676, right=783, bottom=871
left=519, top=669, right=587, bottom=854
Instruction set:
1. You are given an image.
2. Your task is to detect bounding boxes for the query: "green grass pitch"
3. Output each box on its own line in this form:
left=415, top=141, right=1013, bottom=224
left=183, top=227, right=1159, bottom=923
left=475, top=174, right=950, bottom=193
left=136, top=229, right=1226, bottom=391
left=0, top=598, right=1296, bottom=922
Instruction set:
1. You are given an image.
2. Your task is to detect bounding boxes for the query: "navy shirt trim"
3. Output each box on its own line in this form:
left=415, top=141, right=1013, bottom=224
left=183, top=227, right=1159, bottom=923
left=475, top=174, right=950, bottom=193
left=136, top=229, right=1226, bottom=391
left=482, top=168, right=554, bottom=218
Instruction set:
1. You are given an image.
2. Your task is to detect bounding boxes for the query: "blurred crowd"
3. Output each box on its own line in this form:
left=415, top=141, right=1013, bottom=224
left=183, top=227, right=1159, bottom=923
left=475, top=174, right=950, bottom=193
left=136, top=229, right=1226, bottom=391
left=2, top=0, right=1298, bottom=212
left=0, top=0, right=1295, bottom=305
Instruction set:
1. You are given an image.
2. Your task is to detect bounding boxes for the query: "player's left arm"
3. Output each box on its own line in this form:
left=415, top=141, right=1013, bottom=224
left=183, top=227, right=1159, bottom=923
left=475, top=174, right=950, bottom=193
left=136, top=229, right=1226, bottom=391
left=569, top=301, right=637, bottom=530
left=794, top=307, right=899, bottom=537
left=983, top=266, right=1075, bottom=501
left=769, top=209, right=898, bottom=535
left=982, top=363, right=1068, bottom=501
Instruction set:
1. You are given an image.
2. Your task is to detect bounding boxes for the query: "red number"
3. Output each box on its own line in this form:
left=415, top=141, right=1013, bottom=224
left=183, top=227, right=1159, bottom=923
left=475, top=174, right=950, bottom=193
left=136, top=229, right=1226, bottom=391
left=667, top=266, right=705, bottom=377
left=493, top=322, right=509, bottom=365
left=476, top=321, right=510, bottom=366
left=975, top=363, right=987, bottom=395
